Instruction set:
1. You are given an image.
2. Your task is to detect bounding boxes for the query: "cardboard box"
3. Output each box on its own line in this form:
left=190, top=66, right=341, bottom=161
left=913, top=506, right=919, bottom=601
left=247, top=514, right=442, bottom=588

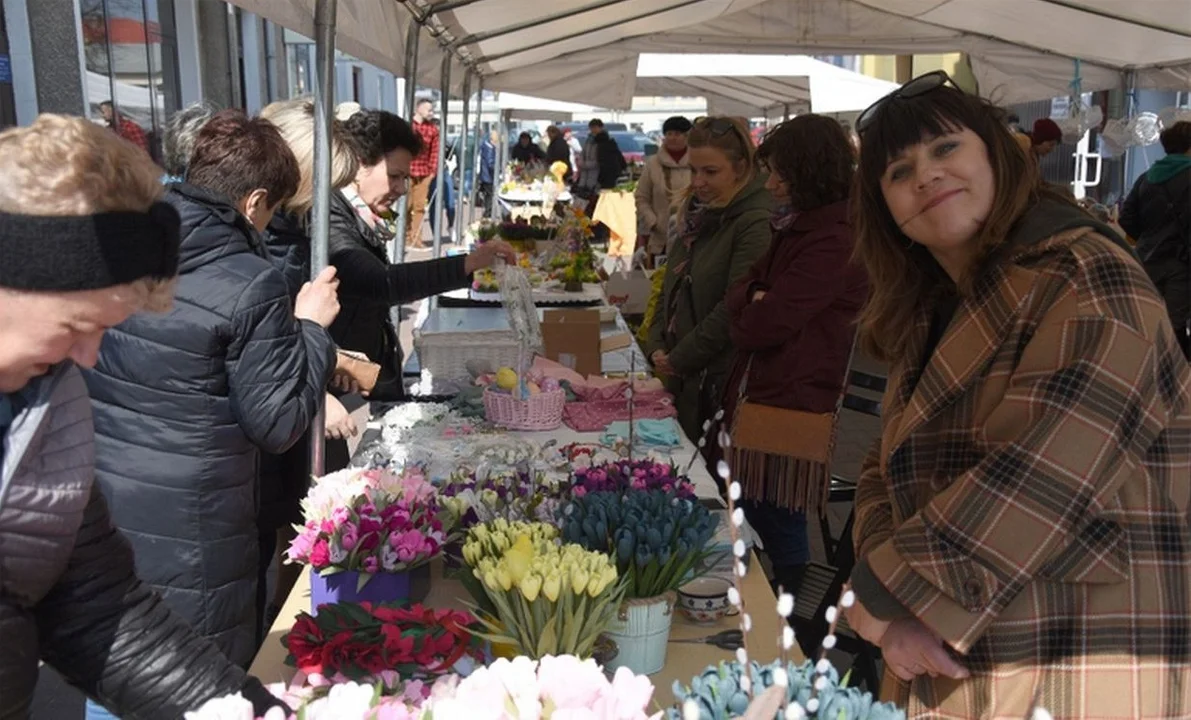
left=604, top=269, right=653, bottom=315
left=541, top=309, right=602, bottom=376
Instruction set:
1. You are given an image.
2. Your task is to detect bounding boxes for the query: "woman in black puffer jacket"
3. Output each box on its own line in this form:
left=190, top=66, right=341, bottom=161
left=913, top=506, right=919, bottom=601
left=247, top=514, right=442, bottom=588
left=81, top=111, right=339, bottom=671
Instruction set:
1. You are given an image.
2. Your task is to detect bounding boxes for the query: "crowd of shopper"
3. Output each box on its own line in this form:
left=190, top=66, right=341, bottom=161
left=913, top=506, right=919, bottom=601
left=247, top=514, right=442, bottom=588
left=2, top=70, right=1189, bottom=719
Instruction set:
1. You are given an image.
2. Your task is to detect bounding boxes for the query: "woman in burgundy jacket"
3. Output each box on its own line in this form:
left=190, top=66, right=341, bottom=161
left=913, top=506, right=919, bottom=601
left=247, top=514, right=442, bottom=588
left=724, top=115, right=869, bottom=595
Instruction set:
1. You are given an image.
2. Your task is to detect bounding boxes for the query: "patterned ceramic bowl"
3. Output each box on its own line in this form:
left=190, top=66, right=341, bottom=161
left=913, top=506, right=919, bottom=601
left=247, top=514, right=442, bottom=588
left=676, top=577, right=734, bottom=624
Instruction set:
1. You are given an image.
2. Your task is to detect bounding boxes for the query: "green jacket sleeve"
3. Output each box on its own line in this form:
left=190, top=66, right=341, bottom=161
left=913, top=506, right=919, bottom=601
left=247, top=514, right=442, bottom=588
left=667, top=214, right=771, bottom=375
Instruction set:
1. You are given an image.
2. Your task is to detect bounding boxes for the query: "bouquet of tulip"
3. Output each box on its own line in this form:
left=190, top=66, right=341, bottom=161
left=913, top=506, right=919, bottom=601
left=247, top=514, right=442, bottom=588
left=461, top=520, right=625, bottom=658
left=283, top=602, right=484, bottom=683
left=185, top=678, right=432, bottom=720
left=439, top=468, right=569, bottom=532
left=668, top=658, right=905, bottom=720
left=572, top=460, right=696, bottom=500
left=287, top=467, right=456, bottom=586
left=560, top=490, right=718, bottom=599
left=425, top=655, right=661, bottom=720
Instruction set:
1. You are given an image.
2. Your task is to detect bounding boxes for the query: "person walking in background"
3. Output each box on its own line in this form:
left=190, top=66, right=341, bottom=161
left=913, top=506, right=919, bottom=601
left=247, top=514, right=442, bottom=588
left=0, top=113, right=288, bottom=720
left=80, top=112, right=339, bottom=720
left=99, top=100, right=149, bottom=154
left=1121, top=120, right=1191, bottom=358
left=565, top=128, right=583, bottom=183
left=1013, top=116, right=1063, bottom=161
left=406, top=98, right=440, bottom=249
left=635, top=115, right=692, bottom=265
left=544, top=125, right=572, bottom=182
left=477, top=129, right=498, bottom=217
left=722, top=115, right=868, bottom=598
left=644, top=116, right=771, bottom=443
left=160, top=102, right=216, bottom=183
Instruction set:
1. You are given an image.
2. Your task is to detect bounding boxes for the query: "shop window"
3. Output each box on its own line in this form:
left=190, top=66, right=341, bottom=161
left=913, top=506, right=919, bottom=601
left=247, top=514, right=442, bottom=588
left=79, top=0, right=181, bottom=163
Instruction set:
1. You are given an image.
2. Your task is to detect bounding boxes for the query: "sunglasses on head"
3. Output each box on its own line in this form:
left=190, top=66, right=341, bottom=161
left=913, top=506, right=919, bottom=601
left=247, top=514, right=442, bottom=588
left=856, top=70, right=955, bottom=135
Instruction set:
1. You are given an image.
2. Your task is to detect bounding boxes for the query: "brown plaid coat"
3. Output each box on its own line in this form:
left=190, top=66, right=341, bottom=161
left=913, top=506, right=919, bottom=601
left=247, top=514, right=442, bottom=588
left=854, top=226, right=1191, bottom=719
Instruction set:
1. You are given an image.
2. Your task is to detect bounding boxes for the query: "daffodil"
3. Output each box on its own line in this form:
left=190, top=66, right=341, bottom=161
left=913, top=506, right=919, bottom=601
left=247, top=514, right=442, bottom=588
left=505, top=534, right=534, bottom=584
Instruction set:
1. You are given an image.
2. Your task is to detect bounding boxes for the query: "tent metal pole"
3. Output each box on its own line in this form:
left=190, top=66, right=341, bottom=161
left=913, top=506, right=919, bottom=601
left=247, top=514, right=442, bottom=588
left=784, top=102, right=790, bottom=121
left=453, top=71, right=471, bottom=247
left=432, top=51, right=451, bottom=259
left=309, top=0, right=337, bottom=477
left=395, top=20, right=421, bottom=263
left=472, top=76, right=486, bottom=222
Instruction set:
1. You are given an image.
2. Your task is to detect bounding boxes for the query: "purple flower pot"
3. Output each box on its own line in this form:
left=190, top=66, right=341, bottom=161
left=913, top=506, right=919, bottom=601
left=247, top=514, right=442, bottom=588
left=309, top=565, right=431, bottom=614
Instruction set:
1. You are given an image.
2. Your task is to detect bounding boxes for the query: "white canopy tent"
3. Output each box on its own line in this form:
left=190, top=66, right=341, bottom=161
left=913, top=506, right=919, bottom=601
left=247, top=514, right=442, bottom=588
left=632, top=53, right=900, bottom=116
left=223, top=0, right=1191, bottom=107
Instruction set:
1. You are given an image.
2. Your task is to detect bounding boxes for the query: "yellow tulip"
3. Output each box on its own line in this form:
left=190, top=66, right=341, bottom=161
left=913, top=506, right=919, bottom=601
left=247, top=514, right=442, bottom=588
left=496, top=566, right=513, bottom=592
left=505, top=534, right=534, bottom=584
left=542, top=572, right=562, bottom=602
left=519, top=573, right=543, bottom=602
left=570, top=567, right=590, bottom=597
left=482, top=570, right=501, bottom=592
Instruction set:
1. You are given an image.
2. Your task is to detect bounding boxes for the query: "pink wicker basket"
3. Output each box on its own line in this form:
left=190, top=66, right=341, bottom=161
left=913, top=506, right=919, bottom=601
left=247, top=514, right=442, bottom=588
left=483, top=387, right=566, bottom=431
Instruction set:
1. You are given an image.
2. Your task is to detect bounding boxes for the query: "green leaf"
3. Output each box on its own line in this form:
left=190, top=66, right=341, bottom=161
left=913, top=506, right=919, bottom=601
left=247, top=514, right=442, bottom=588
left=356, top=571, right=373, bottom=593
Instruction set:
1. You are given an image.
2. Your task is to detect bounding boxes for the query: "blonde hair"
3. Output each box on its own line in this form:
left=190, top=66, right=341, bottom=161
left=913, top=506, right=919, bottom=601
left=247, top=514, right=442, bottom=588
left=0, top=114, right=174, bottom=311
left=261, top=98, right=360, bottom=216
left=681, top=115, right=757, bottom=211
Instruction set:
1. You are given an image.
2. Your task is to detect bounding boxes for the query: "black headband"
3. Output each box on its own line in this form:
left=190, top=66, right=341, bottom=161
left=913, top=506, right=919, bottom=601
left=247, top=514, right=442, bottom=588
left=0, top=201, right=181, bottom=292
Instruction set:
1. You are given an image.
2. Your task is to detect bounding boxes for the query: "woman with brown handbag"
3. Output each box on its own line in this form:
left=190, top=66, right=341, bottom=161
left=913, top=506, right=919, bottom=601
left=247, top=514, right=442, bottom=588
left=723, top=115, right=869, bottom=596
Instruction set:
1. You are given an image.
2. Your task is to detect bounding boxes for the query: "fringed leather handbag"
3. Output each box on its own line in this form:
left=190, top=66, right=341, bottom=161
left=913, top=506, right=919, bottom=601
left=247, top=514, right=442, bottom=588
left=728, top=333, right=857, bottom=514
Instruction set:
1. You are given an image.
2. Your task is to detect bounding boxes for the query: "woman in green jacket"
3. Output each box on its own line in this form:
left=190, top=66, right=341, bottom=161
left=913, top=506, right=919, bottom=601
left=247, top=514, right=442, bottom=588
left=645, top=116, right=772, bottom=443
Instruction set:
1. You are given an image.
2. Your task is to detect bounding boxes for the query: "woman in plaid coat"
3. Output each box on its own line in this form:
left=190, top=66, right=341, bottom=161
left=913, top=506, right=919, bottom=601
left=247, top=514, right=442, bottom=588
left=843, top=74, right=1191, bottom=718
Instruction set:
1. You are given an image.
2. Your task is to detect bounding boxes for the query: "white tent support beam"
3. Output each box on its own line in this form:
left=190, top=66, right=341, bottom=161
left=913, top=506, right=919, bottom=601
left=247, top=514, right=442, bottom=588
left=432, top=50, right=451, bottom=259
left=395, top=19, right=421, bottom=263
left=453, top=70, right=472, bottom=247
left=1031, top=0, right=1191, bottom=39
left=309, top=0, right=337, bottom=477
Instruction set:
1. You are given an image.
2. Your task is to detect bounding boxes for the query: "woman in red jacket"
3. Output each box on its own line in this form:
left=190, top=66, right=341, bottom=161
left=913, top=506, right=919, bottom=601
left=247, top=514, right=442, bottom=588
left=724, top=115, right=869, bottom=594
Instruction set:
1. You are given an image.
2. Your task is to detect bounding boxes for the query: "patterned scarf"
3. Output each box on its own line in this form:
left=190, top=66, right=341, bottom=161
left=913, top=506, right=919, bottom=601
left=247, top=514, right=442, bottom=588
left=770, top=204, right=797, bottom=233
left=342, top=184, right=398, bottom=248
left=666, top=196, right=710, bottom=336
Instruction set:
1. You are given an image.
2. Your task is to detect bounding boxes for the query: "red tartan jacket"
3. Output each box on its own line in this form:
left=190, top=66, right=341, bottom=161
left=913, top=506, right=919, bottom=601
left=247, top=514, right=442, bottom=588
left=410, top=119, right=439, bottom=179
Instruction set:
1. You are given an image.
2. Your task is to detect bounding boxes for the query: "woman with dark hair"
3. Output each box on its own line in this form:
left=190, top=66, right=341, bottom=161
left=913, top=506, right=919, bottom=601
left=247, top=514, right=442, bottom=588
left=842, top=72, right=1191, bottom=717
left=511, top=130, right=546, bottom=165
left=329, top=108, right=513, bottom=413
left=544, top=125, right=572, bottom=182
left=80, top=111, right=340, bottom=712
left=644, top=116, right=771, bottom=443
left=722, top=115, right=868, bottom=597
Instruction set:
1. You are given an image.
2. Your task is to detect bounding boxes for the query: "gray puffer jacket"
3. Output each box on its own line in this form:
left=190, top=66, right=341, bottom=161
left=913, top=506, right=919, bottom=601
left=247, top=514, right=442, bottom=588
left=0, top=364, right=282, bottom=719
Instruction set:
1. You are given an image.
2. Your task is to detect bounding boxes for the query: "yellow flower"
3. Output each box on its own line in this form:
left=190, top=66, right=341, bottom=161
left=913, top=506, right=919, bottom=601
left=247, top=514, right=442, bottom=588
left=519, top=573, right=543, bottom=602
left=496, top=566, right=513, bottom=592
left=570, top=567, right=590, bottom=597
left=542, top=572, right=562, bottom=602
left=504, top=534, right=534, bottom=584
left=482, top=569, right=501, bottom=593
left=591, top=566, right=619, bottom=597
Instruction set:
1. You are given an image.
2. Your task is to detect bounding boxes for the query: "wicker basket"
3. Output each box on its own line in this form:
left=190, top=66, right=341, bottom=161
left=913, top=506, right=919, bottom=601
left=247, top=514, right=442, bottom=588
left=413, top=328, right=521, bottom=381
left=483, top=387, right=566, bottom=431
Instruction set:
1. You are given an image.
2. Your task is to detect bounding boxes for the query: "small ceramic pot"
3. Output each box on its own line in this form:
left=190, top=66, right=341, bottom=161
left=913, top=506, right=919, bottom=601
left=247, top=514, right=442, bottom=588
left=676, top=577, right=734, bottom=624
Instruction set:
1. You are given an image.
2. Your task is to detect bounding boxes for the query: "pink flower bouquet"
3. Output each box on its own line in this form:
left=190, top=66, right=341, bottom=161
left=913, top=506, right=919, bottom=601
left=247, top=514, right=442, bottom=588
left=287, top=468, right=456, bottom=577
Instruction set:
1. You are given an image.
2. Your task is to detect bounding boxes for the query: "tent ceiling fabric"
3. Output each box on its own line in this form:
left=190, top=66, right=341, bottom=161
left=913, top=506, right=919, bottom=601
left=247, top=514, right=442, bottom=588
left=633, top=75, right=811, bottom=117
left=226, top=0, right=1190, bottom=108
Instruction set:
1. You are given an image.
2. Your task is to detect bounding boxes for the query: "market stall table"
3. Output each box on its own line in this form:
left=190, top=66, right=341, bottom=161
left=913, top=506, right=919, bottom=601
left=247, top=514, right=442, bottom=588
left=249, top=557, right=799, bottom=700
left=404, top=305, right=649, bottom=379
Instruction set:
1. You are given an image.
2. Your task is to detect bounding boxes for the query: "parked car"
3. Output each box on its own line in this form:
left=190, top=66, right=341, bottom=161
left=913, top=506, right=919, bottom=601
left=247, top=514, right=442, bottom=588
left=608, top=131, right=659, bottom=165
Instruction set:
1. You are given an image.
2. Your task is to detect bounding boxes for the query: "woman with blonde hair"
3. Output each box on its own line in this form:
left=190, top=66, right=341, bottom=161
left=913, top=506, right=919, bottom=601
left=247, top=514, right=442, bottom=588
left=255, top=97, right=360, bottom=631
left=644, top=116, right=771, bottom=443
left=842, top=72, right=1191, bottom=717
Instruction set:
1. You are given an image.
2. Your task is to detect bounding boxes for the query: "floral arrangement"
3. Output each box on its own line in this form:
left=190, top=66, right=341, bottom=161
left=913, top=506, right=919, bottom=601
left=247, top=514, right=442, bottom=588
left=185, top=678, right=431, bottom=720
left=439, top=469, right=568, bottom=531
left=283, top=602, right=484, bottom=683
left=557, top=207, right=600, bottom=285
left=426, top=655, right=661, bottom=720
left=472, top=218, right=500, bottom=244
left=668, top=659, right=904, bottom=720
left=572, top=459, right=696, bottom=500
left=287, top=468, right=455, bottom=583
left=499, top=219, right=555, bottom=242
left=461, top=520, right=625, bottom=658
left=560, top=490, right=718, bottom=599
